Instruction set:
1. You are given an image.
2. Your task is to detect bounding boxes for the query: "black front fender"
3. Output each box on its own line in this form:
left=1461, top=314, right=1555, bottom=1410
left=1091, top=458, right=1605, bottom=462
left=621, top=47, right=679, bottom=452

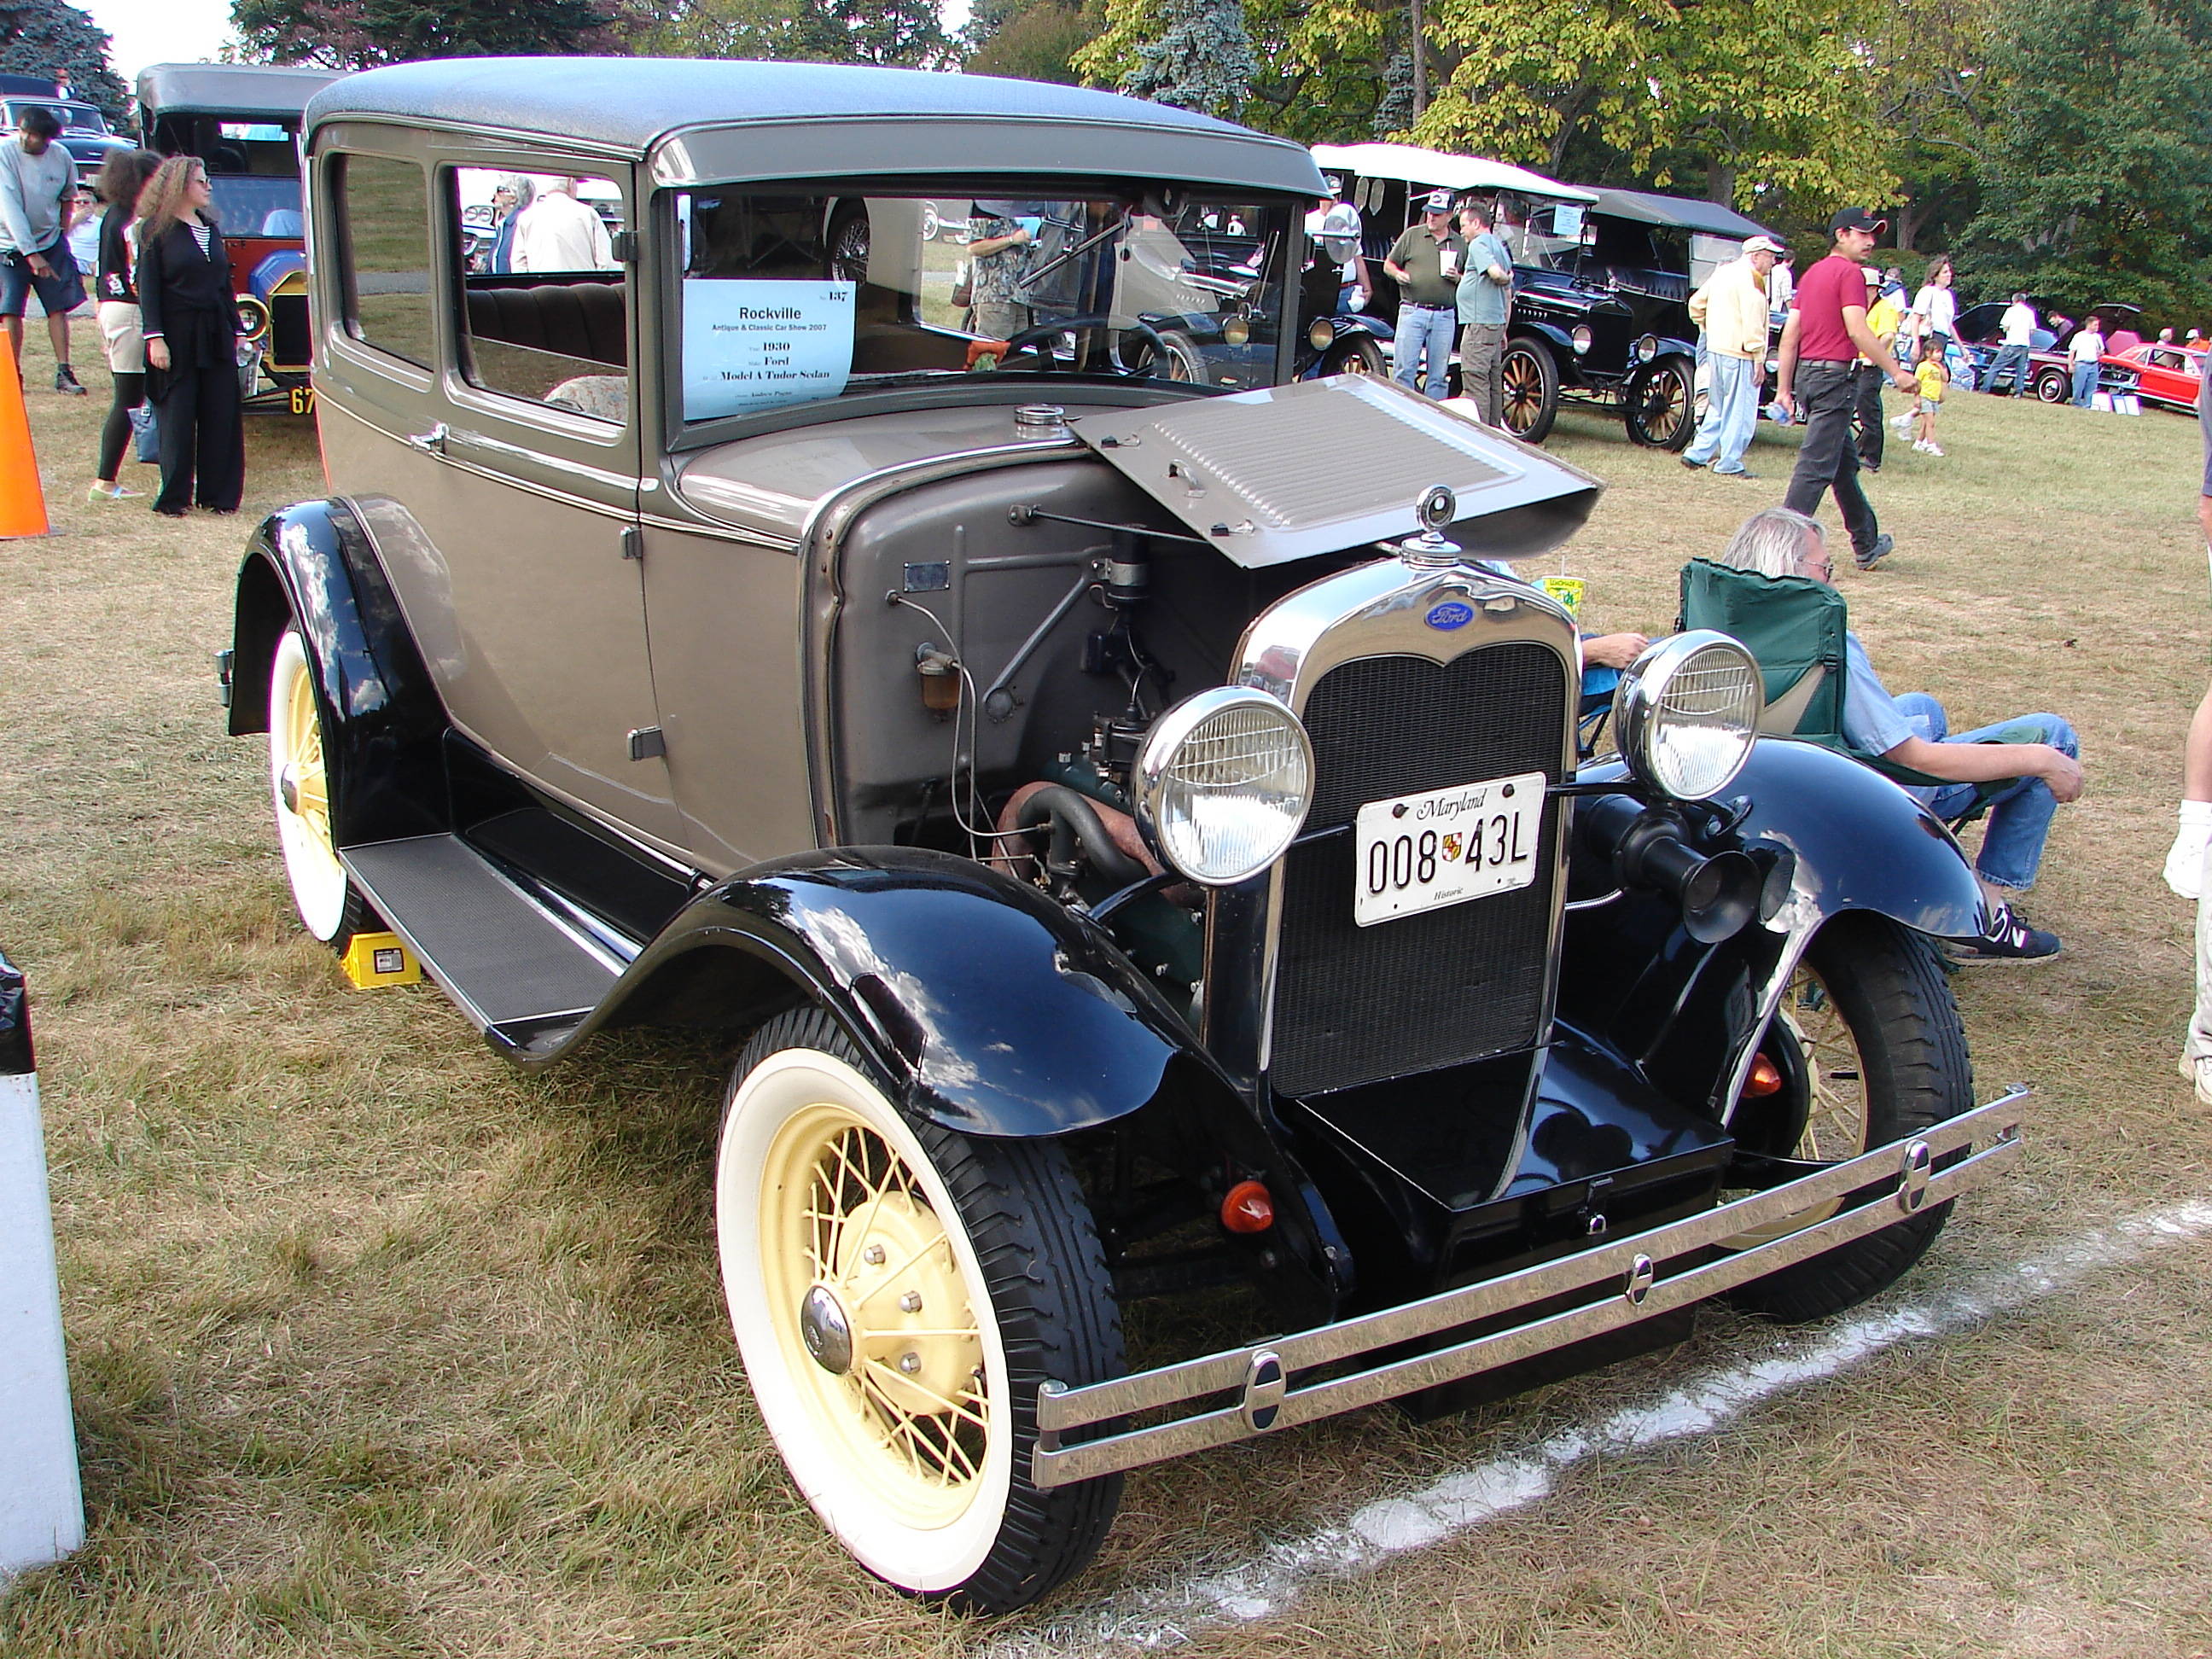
left=615, top=847, right=1212, bottom=1138
left=1583, top=737, right=1983, bottom=937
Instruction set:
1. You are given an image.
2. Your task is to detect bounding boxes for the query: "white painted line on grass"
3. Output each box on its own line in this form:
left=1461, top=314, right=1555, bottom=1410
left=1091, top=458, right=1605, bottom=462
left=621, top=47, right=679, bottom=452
left=985, top=1199, right=2212, bottom=1657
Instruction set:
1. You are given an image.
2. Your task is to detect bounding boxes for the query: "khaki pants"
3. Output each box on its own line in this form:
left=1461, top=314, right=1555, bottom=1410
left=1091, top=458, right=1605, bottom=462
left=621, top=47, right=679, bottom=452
left=1458, top=320, right=1505, bottom=425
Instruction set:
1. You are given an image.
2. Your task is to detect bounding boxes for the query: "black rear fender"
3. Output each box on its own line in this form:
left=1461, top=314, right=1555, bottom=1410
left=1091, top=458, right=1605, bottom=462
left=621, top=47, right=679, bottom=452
left=226, top=498, right=449, bottom=847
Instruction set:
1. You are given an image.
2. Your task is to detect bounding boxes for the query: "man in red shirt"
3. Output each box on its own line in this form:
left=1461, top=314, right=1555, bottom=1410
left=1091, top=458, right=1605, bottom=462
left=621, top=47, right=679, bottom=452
left=1777, top=208, right=1918, bottom=569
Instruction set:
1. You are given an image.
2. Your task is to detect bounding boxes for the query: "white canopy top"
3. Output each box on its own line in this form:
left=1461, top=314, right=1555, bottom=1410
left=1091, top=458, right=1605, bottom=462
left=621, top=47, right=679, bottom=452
left=1311, top=143, right=1596, bottom=205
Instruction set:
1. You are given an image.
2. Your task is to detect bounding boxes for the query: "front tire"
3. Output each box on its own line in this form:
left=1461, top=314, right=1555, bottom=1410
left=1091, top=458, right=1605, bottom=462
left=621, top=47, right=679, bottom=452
left=268, top=626, right=370, bottom=948
left=1499, top=339, right=1559, bottom=443
left=715, top=1007, right=1124, bottom=1612
left=1320, top=334, right=1386, bottom=376
left=1626, top=356, right=1697, bottom=450
left=1725, top=914, right=1973, bottom=1323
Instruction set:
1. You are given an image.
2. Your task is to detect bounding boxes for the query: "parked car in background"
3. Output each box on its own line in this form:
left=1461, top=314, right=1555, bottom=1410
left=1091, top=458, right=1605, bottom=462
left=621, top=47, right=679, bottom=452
left=223, top=56, right=2029, bottom=1615
left=2099, top=341, right=2203, bottom=412
left=1953, top=299, right=2139, bottom=402
left=135, top=62, right=340, bottom=412
left=0, top=73, right=132, bottom=182
left=1500, top=186, right=1783, bottom=451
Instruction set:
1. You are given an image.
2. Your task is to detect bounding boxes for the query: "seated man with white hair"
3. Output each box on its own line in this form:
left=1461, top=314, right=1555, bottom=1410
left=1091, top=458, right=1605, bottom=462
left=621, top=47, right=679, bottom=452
left=1716, top=504, right=2083, bottom=963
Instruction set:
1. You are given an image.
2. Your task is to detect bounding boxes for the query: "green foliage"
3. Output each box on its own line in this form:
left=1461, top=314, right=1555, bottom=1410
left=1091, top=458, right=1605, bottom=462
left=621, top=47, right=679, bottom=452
left=1959, top=0, right=2212, bottom=323
left=964, top=0, right=1094, bottom=84
left=626, top=0, right=949, bottom=65
left=232, top=0, right=631, bottom=67
left=0, top=0, right=126, bottom=118
left=1120, top=0, right=1256, bottom=117
left=1077, top=0, right=1394, bottom=139
left=1411, top=0, right=1895, bottom=210
left=1866, top=0, right=1995, bottom=249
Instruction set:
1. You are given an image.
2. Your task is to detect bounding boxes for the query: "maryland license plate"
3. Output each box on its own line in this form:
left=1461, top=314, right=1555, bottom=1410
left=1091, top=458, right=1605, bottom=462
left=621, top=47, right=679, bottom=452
left=1353, top=771, right=1545, bottom=927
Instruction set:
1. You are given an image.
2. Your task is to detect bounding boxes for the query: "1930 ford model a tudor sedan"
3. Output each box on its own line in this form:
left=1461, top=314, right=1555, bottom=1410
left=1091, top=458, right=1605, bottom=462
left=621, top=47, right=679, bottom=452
left=221, top=59, right=2028, bottom=1613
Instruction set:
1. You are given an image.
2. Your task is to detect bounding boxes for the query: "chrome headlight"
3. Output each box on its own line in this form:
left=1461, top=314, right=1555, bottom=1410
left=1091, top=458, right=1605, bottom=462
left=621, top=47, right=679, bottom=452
left=1570, top=324, right=1593, bottom=355
left=236, top=295, right=271, bottom=342
left=1308, top=317, right=1336, bottom=351
left=1633, top=333, right=1659, bottom=363
left=1221, top=312, right=1250, bottom=346
left=1134, top=688, right=1314, bottom=885
left=1614, top=631, right=1761, bottom=800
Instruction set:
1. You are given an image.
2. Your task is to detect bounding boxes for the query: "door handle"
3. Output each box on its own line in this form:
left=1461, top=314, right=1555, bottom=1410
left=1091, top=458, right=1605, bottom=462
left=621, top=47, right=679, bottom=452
left=406, top=422, right=449, bottom=456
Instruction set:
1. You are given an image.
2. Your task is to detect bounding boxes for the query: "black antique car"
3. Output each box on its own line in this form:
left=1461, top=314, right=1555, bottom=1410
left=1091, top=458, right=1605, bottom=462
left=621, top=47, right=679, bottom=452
left=135, top=62, right=340, bottom=410
left=220, top=58, right=2026, bottom=1615
left=0, top=73, right=132, bottom=182
left=1501, top=187, right=1783, bottom=450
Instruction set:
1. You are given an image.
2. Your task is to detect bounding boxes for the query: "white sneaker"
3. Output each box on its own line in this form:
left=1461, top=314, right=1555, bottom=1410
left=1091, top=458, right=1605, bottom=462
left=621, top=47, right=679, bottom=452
left=1923, top=442, right=1943, bottom=456
left=1912, top=439, right=1931, bottom=452
left=2181, top=1052, right=2212, bottom=1107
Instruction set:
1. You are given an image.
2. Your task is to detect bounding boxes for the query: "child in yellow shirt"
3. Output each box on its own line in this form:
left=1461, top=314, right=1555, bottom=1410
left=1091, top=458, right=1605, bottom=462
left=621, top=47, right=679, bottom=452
left=1912, top=352, right=1947, bottom=457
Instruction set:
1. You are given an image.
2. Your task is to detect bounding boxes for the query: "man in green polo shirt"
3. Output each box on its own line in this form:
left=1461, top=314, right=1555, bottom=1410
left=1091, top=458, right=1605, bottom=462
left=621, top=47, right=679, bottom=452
left=1383, top=189, right=1465, bottom=399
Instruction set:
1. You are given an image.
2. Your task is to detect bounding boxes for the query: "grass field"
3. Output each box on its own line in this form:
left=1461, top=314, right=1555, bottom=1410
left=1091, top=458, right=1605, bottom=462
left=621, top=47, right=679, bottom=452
left=3, top=332, right=2209, bottom=1659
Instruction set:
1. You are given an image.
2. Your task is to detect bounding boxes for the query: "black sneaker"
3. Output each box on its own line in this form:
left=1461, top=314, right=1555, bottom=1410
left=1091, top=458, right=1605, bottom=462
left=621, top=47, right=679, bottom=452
left=1855, top=533, right=1894, bottom=570
left=1679, top=456, right=1703, bottom=470
left=54, top=364, right=85, bottom=395
left=1947, top=902, right=2061, bottom=965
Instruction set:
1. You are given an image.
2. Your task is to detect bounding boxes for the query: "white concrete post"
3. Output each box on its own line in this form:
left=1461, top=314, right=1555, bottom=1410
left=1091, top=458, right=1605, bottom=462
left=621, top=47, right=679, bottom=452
left=0, top=953, right=84, bottom=1585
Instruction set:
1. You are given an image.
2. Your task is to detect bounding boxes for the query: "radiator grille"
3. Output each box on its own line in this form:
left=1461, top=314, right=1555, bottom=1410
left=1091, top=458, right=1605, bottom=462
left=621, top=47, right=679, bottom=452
left=1268, top=642, right=1569, bottom=1098
left=271, top=294, right=311, bottom=373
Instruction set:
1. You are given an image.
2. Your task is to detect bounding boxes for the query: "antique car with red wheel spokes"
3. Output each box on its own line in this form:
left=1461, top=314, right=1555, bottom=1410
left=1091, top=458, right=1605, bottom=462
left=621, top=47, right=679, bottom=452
left=220, top=57, right=2029, bottom=1614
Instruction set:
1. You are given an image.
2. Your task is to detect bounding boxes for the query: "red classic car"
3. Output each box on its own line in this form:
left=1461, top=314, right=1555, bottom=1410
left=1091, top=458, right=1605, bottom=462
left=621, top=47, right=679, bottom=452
left=2102, top=342, right=2204, bottom=412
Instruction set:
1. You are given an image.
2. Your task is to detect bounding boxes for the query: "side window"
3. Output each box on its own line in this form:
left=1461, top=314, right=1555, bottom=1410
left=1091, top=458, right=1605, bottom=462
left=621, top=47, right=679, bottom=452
left=335, top=153, right=434, bottom=366
left=447, top=166, right=629, bottom=424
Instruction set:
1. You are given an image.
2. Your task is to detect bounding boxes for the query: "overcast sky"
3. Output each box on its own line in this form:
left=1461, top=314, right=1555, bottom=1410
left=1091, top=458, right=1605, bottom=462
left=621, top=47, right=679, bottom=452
left=75, top=0, right=976, bottom=87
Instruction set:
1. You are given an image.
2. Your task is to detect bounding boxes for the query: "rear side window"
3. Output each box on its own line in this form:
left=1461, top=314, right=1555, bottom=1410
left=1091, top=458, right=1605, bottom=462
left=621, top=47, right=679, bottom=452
left=446, top=166, right=630, bottom=424
left=335, top=153, right=434, bottom=366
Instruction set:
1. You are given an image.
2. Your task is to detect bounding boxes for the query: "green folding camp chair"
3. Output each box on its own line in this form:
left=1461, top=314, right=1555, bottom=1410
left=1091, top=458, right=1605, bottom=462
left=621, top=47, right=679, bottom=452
left=1678, top=558, right=2029, bottom=824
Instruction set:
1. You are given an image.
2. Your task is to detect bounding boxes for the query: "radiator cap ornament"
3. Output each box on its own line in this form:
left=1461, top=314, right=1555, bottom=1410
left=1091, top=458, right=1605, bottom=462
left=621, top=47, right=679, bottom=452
left=1394, top=484, right=1463, bottom=568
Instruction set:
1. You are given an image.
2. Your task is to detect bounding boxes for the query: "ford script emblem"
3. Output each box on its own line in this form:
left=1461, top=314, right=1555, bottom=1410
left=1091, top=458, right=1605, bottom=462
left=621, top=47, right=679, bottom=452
left=1425, top=601, right=1474, bottom=632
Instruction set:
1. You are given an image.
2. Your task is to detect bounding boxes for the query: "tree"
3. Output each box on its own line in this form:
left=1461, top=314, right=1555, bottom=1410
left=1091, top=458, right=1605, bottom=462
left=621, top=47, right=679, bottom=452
left=964, top=0, right=1094, bottom=84
left=231, top=0, right=631, bottom=68
left=1959, top=0, right=2212, bottom=318
left=625, top=0, right=949, bottom=65
left=1077, top=0, right=1396, bottom=139
left=1408, top=0, right=1894, bottom=210
left=1118, top=0, right=1256, bottom=117
left=0, top=0, right=126, bottom=119
left=1866, top=0, right=1996, bottom=250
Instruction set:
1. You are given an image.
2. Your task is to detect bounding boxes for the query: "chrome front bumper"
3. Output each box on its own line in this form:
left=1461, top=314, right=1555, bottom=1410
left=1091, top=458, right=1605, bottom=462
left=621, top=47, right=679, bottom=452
left=1033, top=1086, right=2029, bottom=1487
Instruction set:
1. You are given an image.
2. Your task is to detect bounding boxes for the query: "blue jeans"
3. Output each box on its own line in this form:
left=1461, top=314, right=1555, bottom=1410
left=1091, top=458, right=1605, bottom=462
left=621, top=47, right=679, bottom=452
left=2070, top=361, right=2098, bottom=405
left=1684, top=352, right=1759, bottom=472
left=1893, top=693, right=2076, bottom=890
left=1987, top=342, right=2031, bottom=395
left=1394, top=304, right=1455, bottom=399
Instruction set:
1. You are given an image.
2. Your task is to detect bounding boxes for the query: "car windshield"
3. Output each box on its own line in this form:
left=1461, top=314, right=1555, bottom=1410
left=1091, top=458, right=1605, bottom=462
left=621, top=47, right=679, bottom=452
left=209, top=174, right=305, bottom=238
left=672, top=183, right=1298, bottom=424
left=6, top=98, right=109, bottom=134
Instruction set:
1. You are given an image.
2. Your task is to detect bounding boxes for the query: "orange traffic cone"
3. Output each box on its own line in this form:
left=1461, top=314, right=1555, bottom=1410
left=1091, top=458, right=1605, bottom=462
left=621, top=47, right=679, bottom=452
left=0, top=343, right=50, bottom=538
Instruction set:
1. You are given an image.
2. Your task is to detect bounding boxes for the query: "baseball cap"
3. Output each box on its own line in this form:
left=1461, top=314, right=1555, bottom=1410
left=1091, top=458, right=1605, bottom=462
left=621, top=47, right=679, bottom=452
left=1423, top=189, right=1455, bottom=213
left=1323, top=172, right=1345, bottom=193
left=1743, top=234, right=1785, bottom=256
left=1829, top=207, right=1887, bottom=235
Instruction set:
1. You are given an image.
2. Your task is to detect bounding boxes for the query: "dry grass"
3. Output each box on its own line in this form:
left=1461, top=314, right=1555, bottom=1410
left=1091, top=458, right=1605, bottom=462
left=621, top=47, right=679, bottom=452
left=3, top=331, right=2210, bottom=1659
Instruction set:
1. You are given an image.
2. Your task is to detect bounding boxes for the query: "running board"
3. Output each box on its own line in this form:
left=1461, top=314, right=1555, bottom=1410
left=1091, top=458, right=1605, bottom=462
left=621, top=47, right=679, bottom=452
left=341, top=835, right=620, bottom=1045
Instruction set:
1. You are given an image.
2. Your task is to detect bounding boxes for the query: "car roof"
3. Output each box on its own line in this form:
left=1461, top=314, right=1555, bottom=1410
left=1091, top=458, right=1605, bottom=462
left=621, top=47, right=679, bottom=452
left=307, top=58, right=1327, bottom=195
left=1310, top=143, right=1595, bottom=203
left=137, top=62, right=342, bottom=122
left=1575, top=187, right=1778, bottom=241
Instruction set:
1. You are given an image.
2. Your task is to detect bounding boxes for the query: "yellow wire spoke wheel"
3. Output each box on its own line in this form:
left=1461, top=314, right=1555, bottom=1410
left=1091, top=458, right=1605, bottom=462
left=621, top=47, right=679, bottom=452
left=716, top=1010, right=1124, bottom=1610
left=1719, top=960, right=1862, bottom=1249
left=268, top=627, right=362, bottom=945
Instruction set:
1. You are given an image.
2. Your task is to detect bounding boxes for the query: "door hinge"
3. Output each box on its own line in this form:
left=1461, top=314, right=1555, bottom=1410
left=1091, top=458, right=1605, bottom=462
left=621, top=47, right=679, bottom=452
left=611, top=229, right=637, bottom=265
left=627, top=726, right=667, bottom=761
left=620, top=524, right=643, bottom=561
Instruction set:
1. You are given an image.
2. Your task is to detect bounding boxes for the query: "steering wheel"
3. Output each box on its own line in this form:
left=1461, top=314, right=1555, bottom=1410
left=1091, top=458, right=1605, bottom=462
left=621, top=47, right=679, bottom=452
left=992, top=313, right=1172, bottom=374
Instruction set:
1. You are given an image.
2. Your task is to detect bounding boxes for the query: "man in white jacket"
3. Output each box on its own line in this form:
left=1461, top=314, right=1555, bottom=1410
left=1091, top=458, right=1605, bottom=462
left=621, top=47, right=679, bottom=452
left=1679, top=235, right=1782, bottom=477
left=510, top=178, right=616, bottom=274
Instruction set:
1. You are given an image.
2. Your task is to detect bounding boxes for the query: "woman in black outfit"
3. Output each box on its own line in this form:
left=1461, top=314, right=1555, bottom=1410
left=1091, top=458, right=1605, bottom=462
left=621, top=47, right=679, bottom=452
left=137, top=155, right=246, bottom=516
left=86, top=147, right=162, bottom=504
